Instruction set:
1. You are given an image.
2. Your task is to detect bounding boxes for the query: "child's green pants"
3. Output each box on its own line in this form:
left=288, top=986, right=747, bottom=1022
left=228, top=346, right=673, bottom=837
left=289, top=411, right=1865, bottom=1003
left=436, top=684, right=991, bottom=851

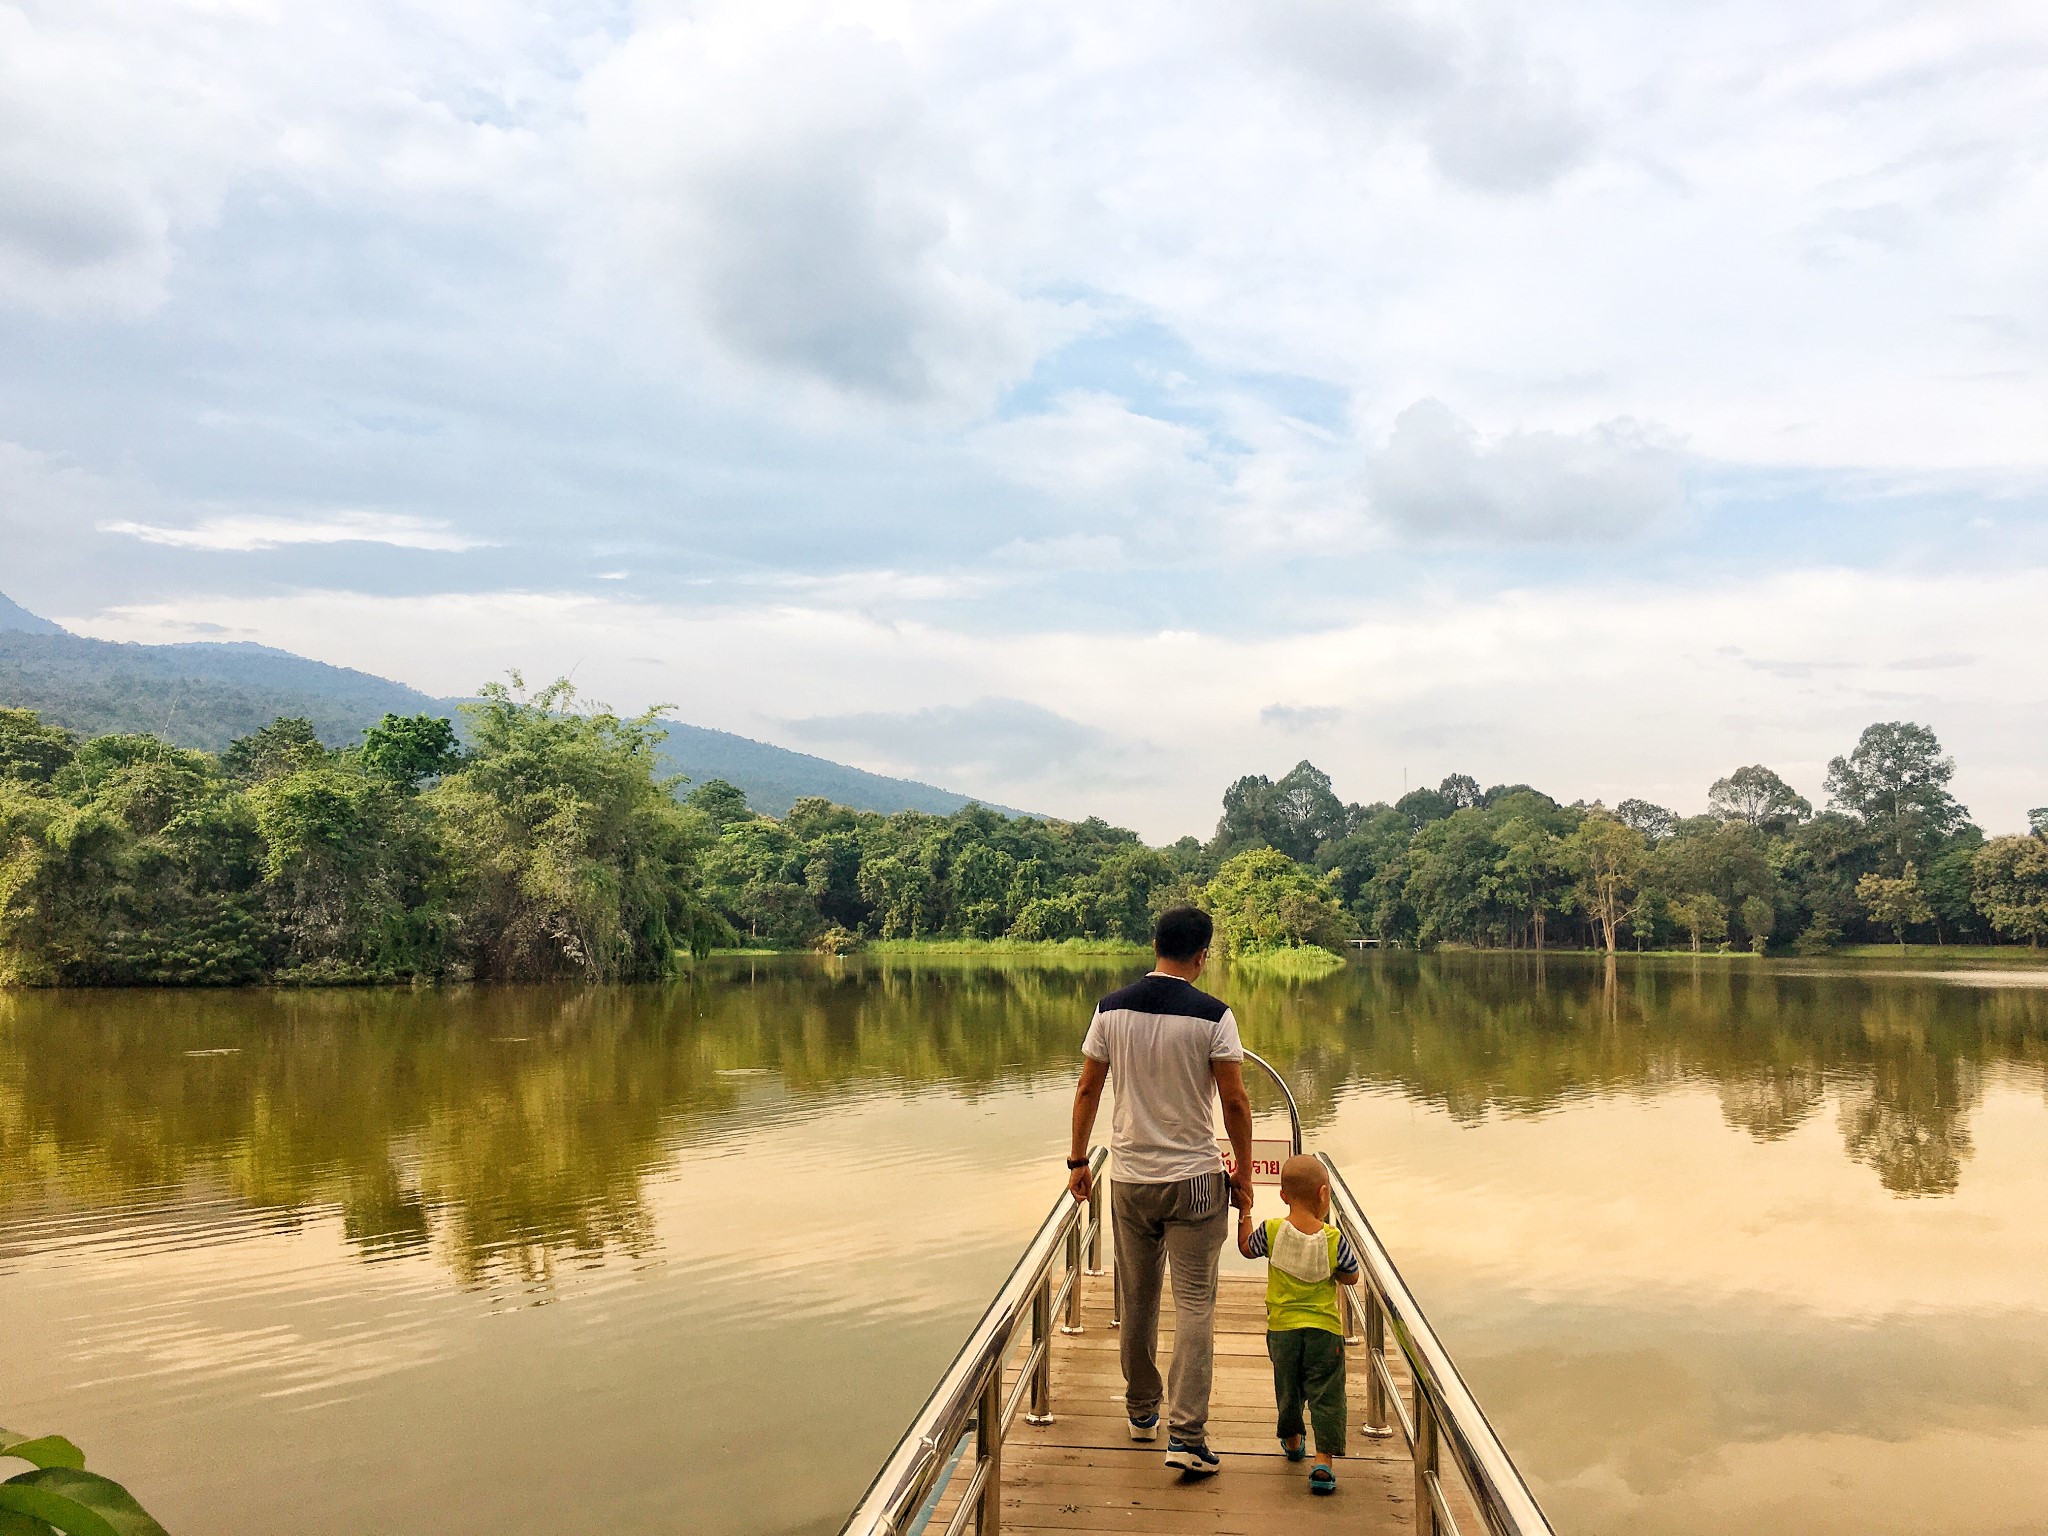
left=1267, top=1327, right=1346, bottom=1457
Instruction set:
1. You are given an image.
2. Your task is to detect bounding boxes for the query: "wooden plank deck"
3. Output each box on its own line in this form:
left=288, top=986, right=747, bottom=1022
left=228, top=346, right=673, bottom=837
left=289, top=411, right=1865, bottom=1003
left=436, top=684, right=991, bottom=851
left=930, top=1272, right=1423, bottom=1535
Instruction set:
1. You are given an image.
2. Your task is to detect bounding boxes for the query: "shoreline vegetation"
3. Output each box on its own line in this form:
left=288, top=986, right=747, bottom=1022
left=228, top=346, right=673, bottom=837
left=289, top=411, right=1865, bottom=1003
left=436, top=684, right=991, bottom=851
left=2, top=690, right=2045, bottom=988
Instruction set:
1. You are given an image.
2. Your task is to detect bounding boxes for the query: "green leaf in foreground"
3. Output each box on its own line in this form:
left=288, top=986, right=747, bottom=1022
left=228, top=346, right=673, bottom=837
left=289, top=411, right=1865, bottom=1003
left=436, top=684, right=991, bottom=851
left=0, top=1469, right=170, bottom=1536
left=0, top=1506, right=58, bottom=1536
left=0, top=1436, right=84, bottom=1473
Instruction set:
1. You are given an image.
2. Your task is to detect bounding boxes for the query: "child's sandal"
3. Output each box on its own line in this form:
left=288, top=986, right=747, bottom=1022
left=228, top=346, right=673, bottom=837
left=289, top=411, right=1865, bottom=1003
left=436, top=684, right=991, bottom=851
left=1309, top=1464, right=1337, bottom=1495
left=1283, top=1437, right=1307, bottom=1462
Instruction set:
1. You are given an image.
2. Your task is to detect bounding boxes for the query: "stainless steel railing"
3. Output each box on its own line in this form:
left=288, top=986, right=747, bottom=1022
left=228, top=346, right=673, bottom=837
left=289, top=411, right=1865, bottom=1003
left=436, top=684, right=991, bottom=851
left=1322, top=1154, right=1555, bottom=1536
left=841, top=1052, right=1554, bottom=1536
left=839, top=1145, right=1108, bottom=1536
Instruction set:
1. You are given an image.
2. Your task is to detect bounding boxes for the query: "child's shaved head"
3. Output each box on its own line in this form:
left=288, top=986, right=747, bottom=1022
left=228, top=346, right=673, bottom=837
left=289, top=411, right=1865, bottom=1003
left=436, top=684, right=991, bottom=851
left=1279, top=1154, right=1328, bottom=1205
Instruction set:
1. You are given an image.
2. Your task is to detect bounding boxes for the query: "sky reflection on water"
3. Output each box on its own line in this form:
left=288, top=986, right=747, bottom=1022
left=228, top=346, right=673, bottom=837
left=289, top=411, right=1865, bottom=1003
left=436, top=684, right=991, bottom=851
left=3, top=953, right=2046, bottom=1535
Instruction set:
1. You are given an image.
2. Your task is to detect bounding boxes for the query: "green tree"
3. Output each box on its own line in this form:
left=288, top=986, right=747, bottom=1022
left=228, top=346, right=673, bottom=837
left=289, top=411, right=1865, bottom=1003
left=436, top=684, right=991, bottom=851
left=1667, top=891, right=1727, bottom=953
left=429, top=676, right=721, bottom=978
left=1204, top=847, right=1348, bottom=953
left=0, top=709, right=76, bottom=784
left=1922, top=833, right=1987, bottom=944
left=1856, top=864, right=1933, bottom=952
left=1825, top=722, right=1970, bottom=871
left=1492, top=813, right=1572, bottom=949
left=858, top=853, right=934, bottom=939
left=359, top=713, right=461, bottom=788
left=1739, top=894, right=1774, bottom=953
left=223, top=717, right=329, bottom=784
left=1616, top=799, right=1675, bottom=842
left=685, top=778, right=756, bottom=830
left=1971, top=836, right=2048, bottom=948
left=1707, top=765, right=1812, bottom=831
left=1212, top=760, right=1346, bottom=862
left=1404, top=808, right=1503, bottom=945
left=250, top=763, right=446, bottom=975
left=1565, top=812, right=1647, bottom=955
left=950, top=841, right=1019, bottom=938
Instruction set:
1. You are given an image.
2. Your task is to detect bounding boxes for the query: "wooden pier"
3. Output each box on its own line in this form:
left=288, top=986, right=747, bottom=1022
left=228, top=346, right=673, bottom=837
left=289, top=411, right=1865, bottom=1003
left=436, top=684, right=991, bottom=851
left=842, top=1140, right=1551, bottom=1536
left=951, top=1269, right=1424, bottom=1535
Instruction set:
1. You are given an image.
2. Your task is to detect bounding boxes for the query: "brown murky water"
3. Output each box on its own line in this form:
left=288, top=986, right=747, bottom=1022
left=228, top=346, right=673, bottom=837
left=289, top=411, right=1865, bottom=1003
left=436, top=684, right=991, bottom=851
left=4, top=953, right=2047, bottom=1535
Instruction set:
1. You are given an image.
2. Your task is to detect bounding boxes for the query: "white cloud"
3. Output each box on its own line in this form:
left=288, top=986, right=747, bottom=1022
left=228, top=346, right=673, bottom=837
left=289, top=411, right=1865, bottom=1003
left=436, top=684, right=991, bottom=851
left=100, top=512, right=486, bottom=553
left=579, top=7, right=1055, bottom=415
left=1252, top=0, right=1592, bottom=193
left=1368, top=399, right=1686, bottom=541
left=975, top=393, right=1224, bottom=507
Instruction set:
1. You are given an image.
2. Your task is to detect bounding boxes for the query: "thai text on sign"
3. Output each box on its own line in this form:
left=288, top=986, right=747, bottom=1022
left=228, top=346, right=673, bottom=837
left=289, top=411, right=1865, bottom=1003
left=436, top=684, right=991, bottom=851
left=1218, top=1138, right=1294, bottom=1186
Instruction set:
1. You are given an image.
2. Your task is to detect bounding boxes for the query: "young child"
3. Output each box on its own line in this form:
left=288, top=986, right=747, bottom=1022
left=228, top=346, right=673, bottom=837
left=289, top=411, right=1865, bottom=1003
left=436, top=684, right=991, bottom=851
left=1237, top=1153, right=1361, bottom=1495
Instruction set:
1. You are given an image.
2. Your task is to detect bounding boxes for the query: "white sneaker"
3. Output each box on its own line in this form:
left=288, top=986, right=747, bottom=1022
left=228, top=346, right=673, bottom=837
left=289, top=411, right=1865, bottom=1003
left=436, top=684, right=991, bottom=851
left=1127, top=1413, right=1158, bottom=1442
left=1164, top=1440, right=1221, bottom=1476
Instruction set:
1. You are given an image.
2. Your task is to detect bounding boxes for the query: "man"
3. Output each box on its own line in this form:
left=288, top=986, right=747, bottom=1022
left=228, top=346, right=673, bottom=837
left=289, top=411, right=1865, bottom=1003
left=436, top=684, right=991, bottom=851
left=1066, top=906, right=1255, bottom=1477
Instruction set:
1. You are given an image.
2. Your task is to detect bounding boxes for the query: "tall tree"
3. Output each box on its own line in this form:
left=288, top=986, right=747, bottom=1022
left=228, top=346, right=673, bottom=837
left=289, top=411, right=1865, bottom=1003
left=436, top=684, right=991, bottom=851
left=1564, top=812, right=1647, bottom=955
left=1212, top=760, right=1345, bottom=863
left=1825, top=722, right=1970, bottom=871
left=1437, top=773, right=1481, bottom=810
left=1616, top=799, right=1675, bottom=841
left=1707, top=765, right=1812, bottom=830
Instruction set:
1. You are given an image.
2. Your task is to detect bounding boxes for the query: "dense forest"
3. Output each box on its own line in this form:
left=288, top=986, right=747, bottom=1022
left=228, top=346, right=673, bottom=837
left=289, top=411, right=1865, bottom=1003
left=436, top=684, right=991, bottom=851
left=1, top=684, right=2045, bottom=986
left=693, top=719, right=2047, bottom=958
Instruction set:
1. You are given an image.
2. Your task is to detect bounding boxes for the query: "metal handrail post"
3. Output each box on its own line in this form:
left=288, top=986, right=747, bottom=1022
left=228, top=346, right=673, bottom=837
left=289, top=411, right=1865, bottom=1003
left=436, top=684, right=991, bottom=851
left=1026, top=1274, right=1054, bottom=1425
left=1363, top=1291, right=1392, bottom=1436
left=975, top=1368, right=1003, bottom=1536
left=1415, top=1390, right=1440, bottom=1536
left=1060, top=1225, right=1084, bottom=1335
left=1084, top=1175, right=1105, bottom=1274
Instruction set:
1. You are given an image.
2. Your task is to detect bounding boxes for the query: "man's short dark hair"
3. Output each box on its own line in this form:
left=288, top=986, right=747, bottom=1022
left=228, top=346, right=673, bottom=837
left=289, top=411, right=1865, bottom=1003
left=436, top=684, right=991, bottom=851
left=1153, top=906, right=1213, bottom=962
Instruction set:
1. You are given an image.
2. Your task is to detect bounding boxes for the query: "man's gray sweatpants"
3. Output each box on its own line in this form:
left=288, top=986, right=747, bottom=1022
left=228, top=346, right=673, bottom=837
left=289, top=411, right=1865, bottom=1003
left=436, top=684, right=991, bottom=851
left=1112, top=1173, right=1229, bottom=1446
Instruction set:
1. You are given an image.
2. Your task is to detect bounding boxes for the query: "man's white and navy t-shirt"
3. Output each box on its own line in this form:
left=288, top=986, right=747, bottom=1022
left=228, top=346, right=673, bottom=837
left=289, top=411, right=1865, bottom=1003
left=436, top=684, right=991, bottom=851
left=1081, top=973, right=1244, bottom=1185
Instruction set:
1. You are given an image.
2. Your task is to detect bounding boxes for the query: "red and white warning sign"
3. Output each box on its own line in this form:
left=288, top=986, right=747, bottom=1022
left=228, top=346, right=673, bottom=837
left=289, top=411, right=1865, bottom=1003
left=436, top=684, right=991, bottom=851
left=1218, top=1138, right=1294, bottom=1186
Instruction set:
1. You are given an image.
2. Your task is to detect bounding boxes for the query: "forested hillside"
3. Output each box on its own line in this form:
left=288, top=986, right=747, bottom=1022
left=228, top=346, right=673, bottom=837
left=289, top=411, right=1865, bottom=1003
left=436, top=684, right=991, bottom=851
left=0, top=631, right=443, bottom=750
left=0, top=594, right=1019, bottom=817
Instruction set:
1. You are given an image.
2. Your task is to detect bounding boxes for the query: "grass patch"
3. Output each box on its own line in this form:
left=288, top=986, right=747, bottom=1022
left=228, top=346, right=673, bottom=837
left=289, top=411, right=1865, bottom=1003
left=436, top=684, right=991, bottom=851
left=1621, top=949, right=1762, bottom=959
left=1831, top=944, right=2048, bottom=962
left=1226, top=945, right=1347, bottom=978
left=862, top=937, right=1150, bottom=957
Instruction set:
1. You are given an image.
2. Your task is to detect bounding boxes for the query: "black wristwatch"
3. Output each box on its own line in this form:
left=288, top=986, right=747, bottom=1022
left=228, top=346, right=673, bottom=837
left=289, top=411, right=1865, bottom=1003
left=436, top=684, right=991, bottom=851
left=1065, top=1157, right=1090, bottom=1169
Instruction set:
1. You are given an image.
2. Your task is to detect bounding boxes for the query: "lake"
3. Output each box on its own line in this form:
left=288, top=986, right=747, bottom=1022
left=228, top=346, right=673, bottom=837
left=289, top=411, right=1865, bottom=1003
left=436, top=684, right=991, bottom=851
left=4, top=953, right=2047, bottom=1535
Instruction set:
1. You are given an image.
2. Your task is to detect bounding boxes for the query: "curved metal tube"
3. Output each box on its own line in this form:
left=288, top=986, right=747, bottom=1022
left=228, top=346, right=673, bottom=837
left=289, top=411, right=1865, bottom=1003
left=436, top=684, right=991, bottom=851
left=1321, top=1154, right=1556, bottom=1536
left=1239, top=1047, right=1303, bottom=1155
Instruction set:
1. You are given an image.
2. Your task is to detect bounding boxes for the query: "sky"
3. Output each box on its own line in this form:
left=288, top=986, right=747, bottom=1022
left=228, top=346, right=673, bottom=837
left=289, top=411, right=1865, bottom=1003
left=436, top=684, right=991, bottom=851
left=2, top=0, right=2045, bottom=841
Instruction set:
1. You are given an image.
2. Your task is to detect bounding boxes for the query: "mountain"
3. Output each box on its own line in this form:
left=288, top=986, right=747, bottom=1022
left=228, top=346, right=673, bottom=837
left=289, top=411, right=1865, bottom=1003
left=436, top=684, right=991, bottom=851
left=0, top=594, right=1022, bottom=818
left=0, top=593, right=67, bottom=635
left=651, top=720, right=1021, bottom=818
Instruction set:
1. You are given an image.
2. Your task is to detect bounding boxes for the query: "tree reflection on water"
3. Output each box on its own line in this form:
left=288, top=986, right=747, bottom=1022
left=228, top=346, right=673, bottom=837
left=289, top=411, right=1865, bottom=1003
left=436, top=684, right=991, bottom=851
left=2, top=954, right=2042, bottom=1288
